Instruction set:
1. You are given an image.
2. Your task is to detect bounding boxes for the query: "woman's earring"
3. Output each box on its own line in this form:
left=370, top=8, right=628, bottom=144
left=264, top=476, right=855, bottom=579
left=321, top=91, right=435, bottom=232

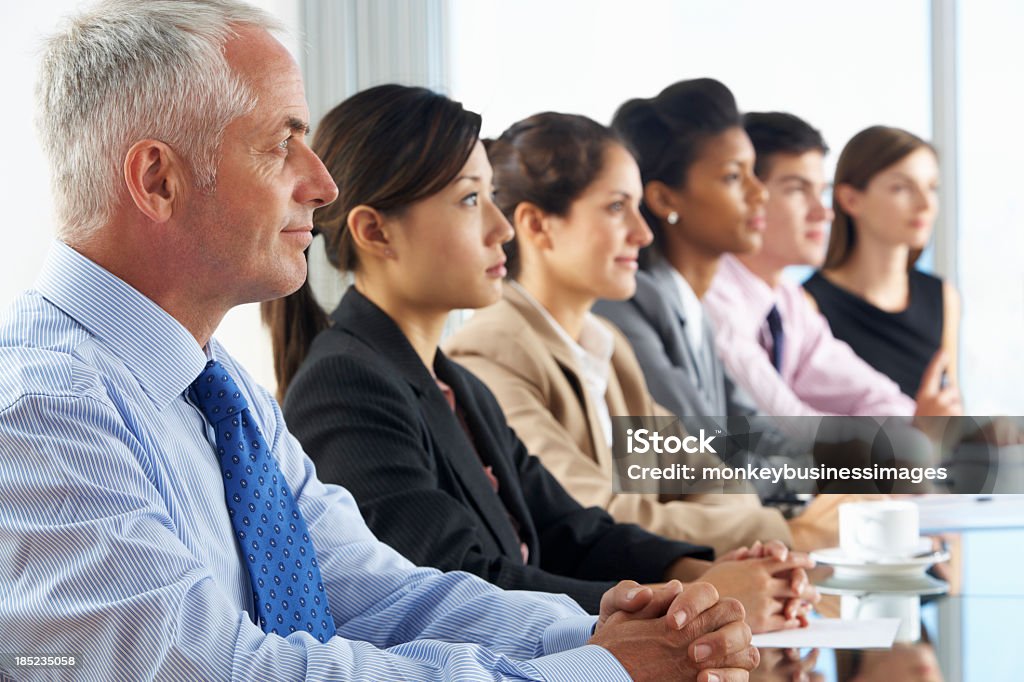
left=666, top=211, right=679, bottom=225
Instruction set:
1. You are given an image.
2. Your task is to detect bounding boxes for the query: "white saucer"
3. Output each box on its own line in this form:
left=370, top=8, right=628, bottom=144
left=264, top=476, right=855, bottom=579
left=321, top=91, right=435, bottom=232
left=811, top=539, right=950, bottom=578
left=815, top=571, right=949, bottom=597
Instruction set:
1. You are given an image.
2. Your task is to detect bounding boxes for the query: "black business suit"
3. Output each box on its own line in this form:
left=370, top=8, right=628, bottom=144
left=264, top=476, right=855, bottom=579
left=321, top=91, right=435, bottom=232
left=283, top=288, right=711, bottom=613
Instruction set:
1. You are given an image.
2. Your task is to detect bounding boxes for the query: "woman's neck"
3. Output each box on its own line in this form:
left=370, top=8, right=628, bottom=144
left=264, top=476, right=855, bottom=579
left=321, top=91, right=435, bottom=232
left=353, top=277, right=447, bottom=371
left=825, top=240, right=911, bottom=312
left=514, top=270, right=593, bottom=342
left=663, top=237, right=721, bottom=300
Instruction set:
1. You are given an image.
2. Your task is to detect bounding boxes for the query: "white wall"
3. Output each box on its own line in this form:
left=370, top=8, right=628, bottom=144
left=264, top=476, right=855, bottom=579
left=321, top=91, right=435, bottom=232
left=957, top=1, right=1024, bottom=414
left=1, top=2, right=69, bottom=318
left=450, top=0, right=931, bottom=156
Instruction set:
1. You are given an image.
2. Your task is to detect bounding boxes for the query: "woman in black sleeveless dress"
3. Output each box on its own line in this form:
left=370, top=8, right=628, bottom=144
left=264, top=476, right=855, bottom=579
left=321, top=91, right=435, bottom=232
left=804, top=126, right=962, bottom=405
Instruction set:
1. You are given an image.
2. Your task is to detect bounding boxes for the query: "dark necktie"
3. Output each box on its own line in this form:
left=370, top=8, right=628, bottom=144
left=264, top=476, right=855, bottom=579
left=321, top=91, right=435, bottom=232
left=766, top=305, right=785, bottom=373
left=189, top=360, right=336, bottom=642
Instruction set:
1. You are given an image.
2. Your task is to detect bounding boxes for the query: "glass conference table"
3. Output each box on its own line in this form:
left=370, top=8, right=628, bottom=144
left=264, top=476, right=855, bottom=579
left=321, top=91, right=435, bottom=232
left=754, top=496, right=1024, bottom=682
left=754, top=592, right=1021, bottom=682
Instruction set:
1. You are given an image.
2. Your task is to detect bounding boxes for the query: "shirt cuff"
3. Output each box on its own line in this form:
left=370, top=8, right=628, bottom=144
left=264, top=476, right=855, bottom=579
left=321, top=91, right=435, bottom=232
left=541, top=615, right=598, bottom=654
left=521, top=644, right=631, bottom=682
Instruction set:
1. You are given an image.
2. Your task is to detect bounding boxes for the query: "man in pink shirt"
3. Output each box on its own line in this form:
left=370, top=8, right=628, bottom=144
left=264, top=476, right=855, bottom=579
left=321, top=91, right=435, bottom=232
left=704, top=112, right=957, bottom=418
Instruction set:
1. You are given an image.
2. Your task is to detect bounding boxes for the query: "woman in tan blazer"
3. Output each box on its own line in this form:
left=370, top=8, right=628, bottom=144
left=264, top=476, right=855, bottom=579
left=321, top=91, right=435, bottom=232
left=444, top=112, right=803, bottom=555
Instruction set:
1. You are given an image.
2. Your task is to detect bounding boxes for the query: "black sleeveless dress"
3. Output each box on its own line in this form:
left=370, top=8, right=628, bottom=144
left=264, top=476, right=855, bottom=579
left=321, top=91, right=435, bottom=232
left=803, top=270, right=944, bottom=398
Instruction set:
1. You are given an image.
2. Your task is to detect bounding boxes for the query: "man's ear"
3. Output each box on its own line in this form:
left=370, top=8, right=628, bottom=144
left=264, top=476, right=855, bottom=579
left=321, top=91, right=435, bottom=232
left=347, top=205, right=394, bottom=260
left=513, top=201, right=554, bottom=252
left=833, top=183, right=862, bottom=217
left=123, top=140, right=187, bottom=223
left=643, top=180, right=680, bottom=224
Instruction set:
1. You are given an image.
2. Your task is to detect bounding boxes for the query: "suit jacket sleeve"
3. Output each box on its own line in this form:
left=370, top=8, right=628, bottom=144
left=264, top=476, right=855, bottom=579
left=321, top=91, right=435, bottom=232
left=594, top=297, right=711, bottom=421
left=478, top=381, right=713, bottom=581
left=598, top=298, right=812, bottom=490
left=450, top=345, right=793, bottom=556
left=284, top=350, right=631, bottom=613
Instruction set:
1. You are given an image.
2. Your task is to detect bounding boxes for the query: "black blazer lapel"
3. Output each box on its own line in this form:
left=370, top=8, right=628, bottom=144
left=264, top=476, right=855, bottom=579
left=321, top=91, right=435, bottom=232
left=643, top=263, right=716, bottom=407
left=414, top=382, right=528, bottom=561
left=435, top=356, right=538, bottom=559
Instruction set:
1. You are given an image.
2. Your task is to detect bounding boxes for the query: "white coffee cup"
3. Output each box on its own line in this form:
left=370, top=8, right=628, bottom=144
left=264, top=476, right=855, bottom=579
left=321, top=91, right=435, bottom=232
left=841, top=593, right=921, bottom=642
left=839, top=500, right=920, bottom=559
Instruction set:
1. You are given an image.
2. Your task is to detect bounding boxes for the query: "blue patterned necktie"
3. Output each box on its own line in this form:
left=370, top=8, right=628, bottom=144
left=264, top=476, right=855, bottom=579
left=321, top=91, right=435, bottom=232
left=766, top=304, right=785, bottom=373
left=189, top=360, right=336, bottom=642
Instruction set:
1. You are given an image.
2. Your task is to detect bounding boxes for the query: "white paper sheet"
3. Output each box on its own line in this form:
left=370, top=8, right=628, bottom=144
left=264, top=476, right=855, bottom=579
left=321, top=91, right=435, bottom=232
left=751, top=617, right=899, bottom=649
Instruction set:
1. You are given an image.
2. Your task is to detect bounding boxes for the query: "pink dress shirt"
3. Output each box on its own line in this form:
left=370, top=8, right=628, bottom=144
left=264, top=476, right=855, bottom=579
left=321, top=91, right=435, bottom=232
left=704, top=254, right=916, bottom=417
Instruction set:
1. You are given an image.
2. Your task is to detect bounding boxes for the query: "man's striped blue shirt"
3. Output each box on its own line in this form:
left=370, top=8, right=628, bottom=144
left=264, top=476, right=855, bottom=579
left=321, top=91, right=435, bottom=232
left=0, top=242, right=629, bottom=681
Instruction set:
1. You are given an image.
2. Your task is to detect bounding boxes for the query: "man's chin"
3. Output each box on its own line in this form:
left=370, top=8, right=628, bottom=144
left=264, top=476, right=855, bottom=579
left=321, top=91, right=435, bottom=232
left=278, top=276, right=308, bottom=300
left=257, top=264, right=310, bottom=304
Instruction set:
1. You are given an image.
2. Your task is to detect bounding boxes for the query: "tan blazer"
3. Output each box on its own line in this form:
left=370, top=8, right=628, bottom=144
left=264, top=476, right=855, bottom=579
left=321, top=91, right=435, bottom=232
left=444, top=283, right=791, bottom=555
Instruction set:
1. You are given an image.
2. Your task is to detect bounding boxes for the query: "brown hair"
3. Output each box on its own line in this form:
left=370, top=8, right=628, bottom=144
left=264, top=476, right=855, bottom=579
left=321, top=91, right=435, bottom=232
left=825, top=125, right=936, bottom=270
left=743, top=111, right=829, bottom=180
left=485, top=112, right=626, bottom=278
left=261, top=84, right=481, bottom=399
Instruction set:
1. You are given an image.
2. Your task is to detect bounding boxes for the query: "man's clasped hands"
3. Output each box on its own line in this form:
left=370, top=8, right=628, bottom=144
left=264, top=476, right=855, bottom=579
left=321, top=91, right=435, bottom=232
left=589, top=540, right=819, bottom=681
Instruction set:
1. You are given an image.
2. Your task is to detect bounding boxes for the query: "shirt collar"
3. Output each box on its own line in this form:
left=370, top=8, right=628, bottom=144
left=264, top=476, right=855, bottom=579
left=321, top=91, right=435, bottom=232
left=34, top=241, right=208, bottom=410
left=668, top=266, right=706, bottom=352
left=507, top=281, right=614, bottom=374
